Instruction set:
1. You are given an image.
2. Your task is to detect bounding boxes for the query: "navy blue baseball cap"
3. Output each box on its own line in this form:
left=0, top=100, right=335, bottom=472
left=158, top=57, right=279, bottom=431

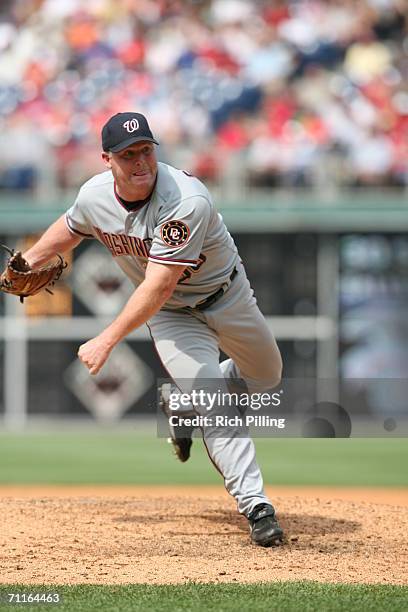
left=102, top=112, right=159, bottom=152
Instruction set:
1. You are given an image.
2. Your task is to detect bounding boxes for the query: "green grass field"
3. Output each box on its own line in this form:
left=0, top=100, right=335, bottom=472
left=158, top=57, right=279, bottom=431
left=0, top=430, right=406, bottom=486
left=0, top=430, right=406, bottom=611
left=0, top=583, right=407, bottom=612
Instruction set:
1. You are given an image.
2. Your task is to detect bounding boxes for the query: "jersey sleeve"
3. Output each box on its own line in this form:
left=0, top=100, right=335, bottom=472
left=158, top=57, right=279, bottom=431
left=148, top=195, right=211, bottom=266
left=65, top=191, right=94, bottom=239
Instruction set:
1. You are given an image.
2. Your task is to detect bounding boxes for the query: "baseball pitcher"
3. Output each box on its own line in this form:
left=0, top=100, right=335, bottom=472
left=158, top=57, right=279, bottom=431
left=9, top=112, right=284, bottom=547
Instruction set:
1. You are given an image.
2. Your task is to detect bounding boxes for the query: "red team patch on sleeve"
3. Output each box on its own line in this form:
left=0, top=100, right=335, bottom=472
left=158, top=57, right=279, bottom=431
left=160, top=220, right=190, bottom=247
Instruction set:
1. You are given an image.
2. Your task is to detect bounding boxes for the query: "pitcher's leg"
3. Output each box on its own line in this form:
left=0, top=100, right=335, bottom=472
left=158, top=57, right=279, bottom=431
left=218, top=306, right=282, bottom=394
left=204, top=263, right=282, bottom=394
left=148, top=310, right=270, bottom=515
left=204, top=434, right=269, bottom=514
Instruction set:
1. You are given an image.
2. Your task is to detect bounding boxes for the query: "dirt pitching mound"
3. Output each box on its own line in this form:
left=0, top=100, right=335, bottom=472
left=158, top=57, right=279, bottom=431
left=1, top=487, right=407, bottom=585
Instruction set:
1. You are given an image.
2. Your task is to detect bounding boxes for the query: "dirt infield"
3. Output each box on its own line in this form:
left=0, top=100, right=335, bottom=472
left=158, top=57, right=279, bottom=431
left=1, top=486, right=407, bottom=585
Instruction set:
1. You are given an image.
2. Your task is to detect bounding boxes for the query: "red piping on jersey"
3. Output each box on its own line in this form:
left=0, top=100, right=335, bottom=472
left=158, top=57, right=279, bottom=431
left=148, top=255, right=198, bottom=265
left=65, top=214, right=94, bottom=238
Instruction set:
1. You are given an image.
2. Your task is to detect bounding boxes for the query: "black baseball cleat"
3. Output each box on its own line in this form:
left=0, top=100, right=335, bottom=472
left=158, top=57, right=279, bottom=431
left=247, top=503, right=284, bottom=547
left=159, top=383, right=193, bottom=463
left=167, top=434, right=192, bottom=463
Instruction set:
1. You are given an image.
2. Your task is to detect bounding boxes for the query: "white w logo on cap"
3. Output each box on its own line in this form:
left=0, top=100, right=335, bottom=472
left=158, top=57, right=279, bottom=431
left=123, top=119, right=139, bottom=133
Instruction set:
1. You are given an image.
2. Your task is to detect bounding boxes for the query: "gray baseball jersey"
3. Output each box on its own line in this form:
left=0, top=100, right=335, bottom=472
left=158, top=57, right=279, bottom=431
left=65, top=162, right=239, bottom=309
left=65, top=161, right=282, bottom=517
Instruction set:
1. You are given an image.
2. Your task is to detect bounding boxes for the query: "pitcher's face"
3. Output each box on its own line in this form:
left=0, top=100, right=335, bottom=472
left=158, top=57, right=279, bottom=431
left=102, top=141, right=158, bottom=199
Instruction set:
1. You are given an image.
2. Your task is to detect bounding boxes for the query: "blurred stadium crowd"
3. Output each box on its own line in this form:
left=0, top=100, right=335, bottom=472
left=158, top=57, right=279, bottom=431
left=0, top=0, right=407, bottom=195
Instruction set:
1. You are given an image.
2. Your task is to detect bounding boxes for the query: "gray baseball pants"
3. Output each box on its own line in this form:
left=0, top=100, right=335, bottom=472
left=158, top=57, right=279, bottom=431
left=148, top=261, right=282, bottom=515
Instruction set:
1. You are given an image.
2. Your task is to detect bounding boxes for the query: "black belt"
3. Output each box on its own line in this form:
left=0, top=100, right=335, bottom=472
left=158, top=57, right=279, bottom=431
left=194, top=267, right=238, bottom=311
